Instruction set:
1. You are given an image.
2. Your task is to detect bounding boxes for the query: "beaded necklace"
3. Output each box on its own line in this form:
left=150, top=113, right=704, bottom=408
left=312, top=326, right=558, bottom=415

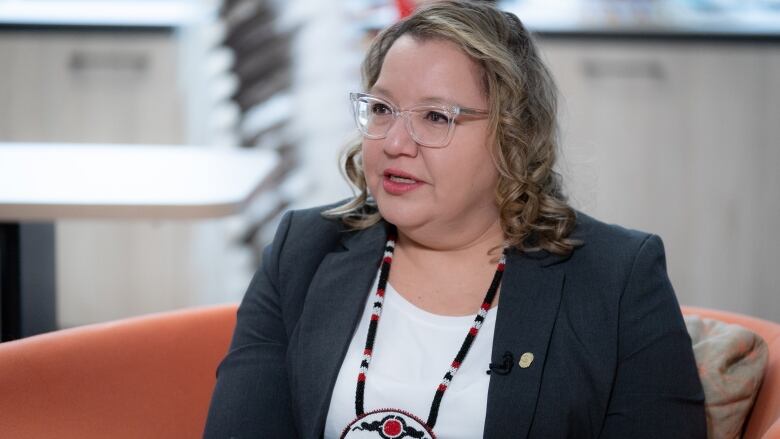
left=340, top=230, right=507, bottom=439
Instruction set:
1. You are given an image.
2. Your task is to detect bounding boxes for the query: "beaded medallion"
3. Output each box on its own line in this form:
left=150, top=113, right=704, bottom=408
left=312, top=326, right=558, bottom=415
left=342, top=408, right=434, bottom=439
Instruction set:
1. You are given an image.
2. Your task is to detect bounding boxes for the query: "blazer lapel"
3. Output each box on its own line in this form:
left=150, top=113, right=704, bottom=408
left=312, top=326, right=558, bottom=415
left=289, top=222, right=388, bottom=439
left=483, top=250, right=566, bottom=439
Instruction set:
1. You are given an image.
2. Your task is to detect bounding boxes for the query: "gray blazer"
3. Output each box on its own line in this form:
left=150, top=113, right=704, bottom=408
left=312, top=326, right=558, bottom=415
left=204, top=204, right=706, bottom=438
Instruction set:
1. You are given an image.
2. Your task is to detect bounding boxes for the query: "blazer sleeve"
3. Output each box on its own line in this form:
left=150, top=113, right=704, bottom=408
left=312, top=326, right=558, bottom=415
left=203, top=211, right=300, bottom=439
left=599, top=234, right=707, bottom=438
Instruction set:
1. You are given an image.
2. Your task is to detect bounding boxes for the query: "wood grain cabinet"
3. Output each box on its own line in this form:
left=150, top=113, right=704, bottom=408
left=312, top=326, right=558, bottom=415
left=538, top=38, right=780, bottom=320
left=0, top=30, right=184, bottom=144
left=0, top=28, right=246, bottom=328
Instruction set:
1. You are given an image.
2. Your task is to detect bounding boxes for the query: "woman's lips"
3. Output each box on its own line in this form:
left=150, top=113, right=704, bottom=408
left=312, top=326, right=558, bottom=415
left=382, top=169, right=424, bottom=195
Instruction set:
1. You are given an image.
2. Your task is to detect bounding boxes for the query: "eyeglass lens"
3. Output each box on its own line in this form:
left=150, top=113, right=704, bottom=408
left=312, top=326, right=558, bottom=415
left=353, top=96, right=452, bottom=147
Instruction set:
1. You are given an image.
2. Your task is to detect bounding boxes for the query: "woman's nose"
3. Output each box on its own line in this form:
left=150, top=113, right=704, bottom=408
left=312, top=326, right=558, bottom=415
left=382, top=115, right=419, bottom=157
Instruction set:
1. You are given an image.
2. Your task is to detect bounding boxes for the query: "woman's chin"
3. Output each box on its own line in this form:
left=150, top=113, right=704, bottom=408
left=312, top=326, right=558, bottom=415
left=375, top=199, right=430, bottom=231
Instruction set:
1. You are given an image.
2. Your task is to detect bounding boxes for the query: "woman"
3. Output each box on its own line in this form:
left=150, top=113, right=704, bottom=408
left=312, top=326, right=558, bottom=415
left=204, top=2, right=705, bottom=438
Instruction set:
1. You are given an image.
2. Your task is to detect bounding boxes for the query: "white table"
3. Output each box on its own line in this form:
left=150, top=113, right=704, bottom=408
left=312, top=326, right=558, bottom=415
left=0, top=143, right=279, bottom=341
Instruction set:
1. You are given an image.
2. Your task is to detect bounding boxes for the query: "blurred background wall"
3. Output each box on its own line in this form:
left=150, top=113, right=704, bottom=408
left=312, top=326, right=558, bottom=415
left=0, top=0, right=777, bottom=328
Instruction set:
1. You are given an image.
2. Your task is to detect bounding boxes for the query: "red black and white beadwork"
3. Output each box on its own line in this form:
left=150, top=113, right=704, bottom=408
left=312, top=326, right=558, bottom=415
left=340, top=228, right=507, bottom=439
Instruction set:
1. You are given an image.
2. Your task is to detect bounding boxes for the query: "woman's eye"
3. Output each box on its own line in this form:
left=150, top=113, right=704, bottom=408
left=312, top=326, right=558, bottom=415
left=425, top=111, right=450, bottom=124
left=371, top=103, right=392, bottom=115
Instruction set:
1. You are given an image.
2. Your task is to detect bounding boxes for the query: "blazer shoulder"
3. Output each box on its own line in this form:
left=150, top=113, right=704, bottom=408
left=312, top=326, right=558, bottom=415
left=285, top=201, right=345, bottom=233
left=561, top=211, right=667, bottom=280
left=572, top=211, right=658, bottom=256
left=273, top=201, right=350, bottom=261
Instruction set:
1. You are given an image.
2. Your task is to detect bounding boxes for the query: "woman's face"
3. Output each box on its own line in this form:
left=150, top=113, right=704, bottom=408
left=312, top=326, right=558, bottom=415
left=362, top=35, right=500, bottom=237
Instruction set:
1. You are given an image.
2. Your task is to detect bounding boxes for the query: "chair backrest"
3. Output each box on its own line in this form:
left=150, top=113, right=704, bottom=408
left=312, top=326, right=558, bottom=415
left=0, top=304, right=237, bottom=439
left=682, top=306, right=780, bottom=439
left=0, top=304, right=776, bottom=438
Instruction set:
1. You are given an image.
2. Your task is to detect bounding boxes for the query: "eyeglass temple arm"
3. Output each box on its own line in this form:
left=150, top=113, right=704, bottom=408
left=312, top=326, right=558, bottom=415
left=459, top=107, right=488, bottom=116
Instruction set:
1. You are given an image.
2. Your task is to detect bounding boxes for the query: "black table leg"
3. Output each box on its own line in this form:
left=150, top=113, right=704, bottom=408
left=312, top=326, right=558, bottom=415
left=0, top=222, right=57, bottom=342
left=0, top=223, right=21, bottom=341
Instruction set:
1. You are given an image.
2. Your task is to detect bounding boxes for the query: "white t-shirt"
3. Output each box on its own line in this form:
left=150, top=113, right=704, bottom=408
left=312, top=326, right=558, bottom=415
left=324, top=271, right=497, bottom=439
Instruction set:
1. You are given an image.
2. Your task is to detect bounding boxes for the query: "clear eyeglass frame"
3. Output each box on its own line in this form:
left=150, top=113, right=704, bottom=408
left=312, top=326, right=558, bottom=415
left=349, top=92, right=488, bottom=148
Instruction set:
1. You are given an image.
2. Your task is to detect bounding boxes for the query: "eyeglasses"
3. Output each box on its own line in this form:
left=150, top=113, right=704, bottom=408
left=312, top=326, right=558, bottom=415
left=349, top=92, right=488, bottom=148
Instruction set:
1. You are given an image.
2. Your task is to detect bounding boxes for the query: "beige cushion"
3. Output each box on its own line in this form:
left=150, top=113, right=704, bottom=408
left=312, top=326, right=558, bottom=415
left=685, top=315, right=769, bottom=439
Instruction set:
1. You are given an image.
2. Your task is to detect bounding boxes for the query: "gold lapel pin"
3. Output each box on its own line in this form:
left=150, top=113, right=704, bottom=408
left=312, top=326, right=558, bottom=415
left=519, top=352, right=534, bottom=369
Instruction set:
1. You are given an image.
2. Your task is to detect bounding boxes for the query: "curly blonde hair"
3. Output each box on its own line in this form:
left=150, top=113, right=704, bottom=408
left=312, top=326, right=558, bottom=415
left=325, top=0, right=579, bottom=255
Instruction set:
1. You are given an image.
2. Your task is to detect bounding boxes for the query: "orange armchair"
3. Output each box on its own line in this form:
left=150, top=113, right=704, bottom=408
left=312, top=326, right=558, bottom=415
left=0, top=305, right=236, bottom=439
left=0, top=304, right=777, bottom=438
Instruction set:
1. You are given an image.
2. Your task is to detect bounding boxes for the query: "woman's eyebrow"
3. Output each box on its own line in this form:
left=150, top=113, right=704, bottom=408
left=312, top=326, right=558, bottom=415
left=370, top=86, right=458, bottom=106
left=369, top=86, right=395, bottom=100
left=417, top=96, right=453, bottom=106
